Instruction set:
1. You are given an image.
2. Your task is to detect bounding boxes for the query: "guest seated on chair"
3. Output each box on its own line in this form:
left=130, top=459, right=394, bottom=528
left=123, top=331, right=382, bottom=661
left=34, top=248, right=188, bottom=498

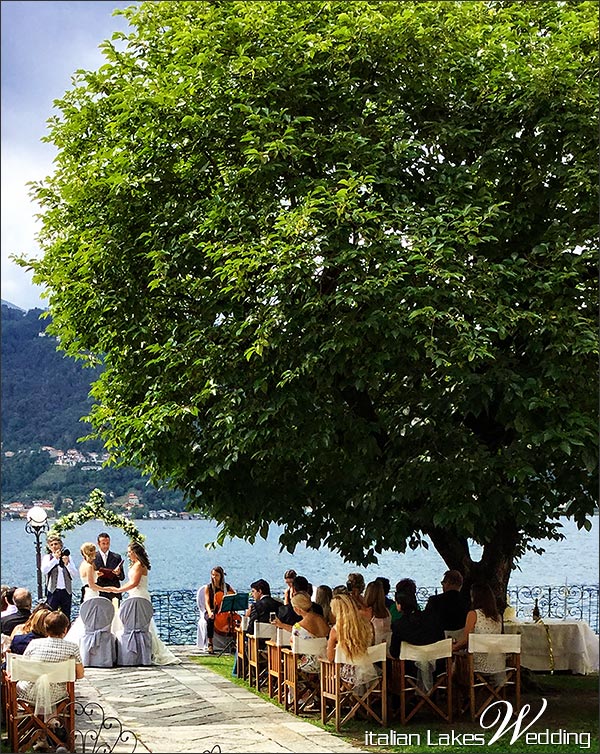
left=1, top=586, right=17, bottom=619
left=1, top=589, right=32, bottom=636
left=9, top=607, right=51, bottom=655
left=389, top=590, right=442, bottom=659
left=425, top=569, right=469, bottom=634
left=279, top=593, right=330, bottom=673
left=346, top=572, right=368, bottom=613
left=327, top=593, right=378, bottom=693
left=390, top=578, right=418, bottom=623
left=314, top=585, right=334, bottom=626
left=17, top=611, right=84, bottom=708
left=332, top=584, right=348, bottom=596
left=276, top=575, right=323, bottom=628
left=452, top=583, right=504, bottom=683
left=245, top=579, right=282, bottom=637
left=364, top=581, right=392, bottom=649
left=375, top=577, right=394, bottom=609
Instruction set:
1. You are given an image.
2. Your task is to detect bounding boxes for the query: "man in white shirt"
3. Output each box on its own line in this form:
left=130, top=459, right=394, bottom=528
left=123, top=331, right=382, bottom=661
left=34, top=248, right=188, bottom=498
left=41, top=536, right=78, bottom=621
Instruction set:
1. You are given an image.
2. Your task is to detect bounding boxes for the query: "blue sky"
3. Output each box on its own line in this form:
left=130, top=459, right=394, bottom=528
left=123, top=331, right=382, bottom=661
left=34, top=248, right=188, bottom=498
left=1, top=0, right=136, bottom=310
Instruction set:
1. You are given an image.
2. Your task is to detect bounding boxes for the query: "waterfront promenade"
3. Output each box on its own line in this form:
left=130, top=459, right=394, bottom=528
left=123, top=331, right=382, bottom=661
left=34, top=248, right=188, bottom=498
left=77, top=646, right=364, bottom=753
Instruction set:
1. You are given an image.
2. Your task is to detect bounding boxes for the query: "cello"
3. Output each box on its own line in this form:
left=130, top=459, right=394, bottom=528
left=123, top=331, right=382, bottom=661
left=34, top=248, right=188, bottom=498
left=213, top=589, right=242, bottom=637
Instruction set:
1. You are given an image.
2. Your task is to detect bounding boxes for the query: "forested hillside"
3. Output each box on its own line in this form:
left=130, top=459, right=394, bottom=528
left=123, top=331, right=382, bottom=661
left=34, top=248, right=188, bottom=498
left=1, top=305, right=185, bottom=511
left=1, top=305, right=103, bottom=451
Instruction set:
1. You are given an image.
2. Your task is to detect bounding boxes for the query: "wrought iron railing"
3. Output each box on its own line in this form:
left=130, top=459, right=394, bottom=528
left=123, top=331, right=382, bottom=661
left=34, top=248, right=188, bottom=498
left=72, top=583, right=598, bottom=644
left=506, top=584, right=599, bottom=629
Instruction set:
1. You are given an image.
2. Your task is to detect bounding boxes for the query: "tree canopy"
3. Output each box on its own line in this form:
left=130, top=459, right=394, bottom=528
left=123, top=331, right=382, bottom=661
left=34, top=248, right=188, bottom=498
left=24, top=0, right=598, bottom=598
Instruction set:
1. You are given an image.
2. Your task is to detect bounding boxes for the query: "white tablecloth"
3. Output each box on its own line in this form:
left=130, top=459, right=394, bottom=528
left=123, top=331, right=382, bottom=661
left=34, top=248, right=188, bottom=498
left=504, top=620, right=599, bottom=674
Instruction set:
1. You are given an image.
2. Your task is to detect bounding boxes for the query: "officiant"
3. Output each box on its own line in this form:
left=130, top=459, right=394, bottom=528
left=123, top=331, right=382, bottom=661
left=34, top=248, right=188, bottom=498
left=94, top=532, right=125, bottom=601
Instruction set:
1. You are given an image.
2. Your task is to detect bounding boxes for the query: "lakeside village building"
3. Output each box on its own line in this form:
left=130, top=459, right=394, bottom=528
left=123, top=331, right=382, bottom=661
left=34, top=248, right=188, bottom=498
left=1, top=498, right=201, bottom=521
left=2, top=445, right=201, bottom=520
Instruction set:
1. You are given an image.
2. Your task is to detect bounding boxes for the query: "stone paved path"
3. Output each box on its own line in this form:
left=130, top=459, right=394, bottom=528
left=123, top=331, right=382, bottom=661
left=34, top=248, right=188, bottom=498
left=77, top=646, right=366, bottom=753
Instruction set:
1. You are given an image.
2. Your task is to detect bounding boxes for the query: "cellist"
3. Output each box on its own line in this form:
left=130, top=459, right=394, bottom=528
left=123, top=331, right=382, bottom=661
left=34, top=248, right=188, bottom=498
left=204, top=566, right=235, bottom=653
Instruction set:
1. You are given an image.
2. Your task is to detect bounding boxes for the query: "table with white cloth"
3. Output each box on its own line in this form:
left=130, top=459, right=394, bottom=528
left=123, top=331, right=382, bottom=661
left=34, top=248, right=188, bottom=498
left=504, top=619, right=599, bottom=674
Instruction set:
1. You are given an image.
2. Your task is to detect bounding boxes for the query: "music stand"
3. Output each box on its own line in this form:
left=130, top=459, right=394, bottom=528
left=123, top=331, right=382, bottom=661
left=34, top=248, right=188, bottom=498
left=216, top=592, right=249, bottom=656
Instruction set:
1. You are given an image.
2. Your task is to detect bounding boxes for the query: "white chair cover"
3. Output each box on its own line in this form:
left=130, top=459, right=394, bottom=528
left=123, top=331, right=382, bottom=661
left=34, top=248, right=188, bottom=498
left=468, top=633, right=521, bottom=654
left=335, top=640, right=387, bottom=665
left=333, top=641, right=386, bottom=695
left=196, top=585, right=208, bottom=649
left=117, top=598, right=154, bottom=666
left=1, top=632, right=12, bottom=653
left=400, top=638, right=453, bottom=662
left=276, top=628, right=291, bottom=647
left=79, top=598, right=116, bottom=667
left=9, top=655, right=75, bottom=717
left=400, top=638, right=453, bottom=693
left=291, top=635, right=327, bottom=657
left=468, top=633, right=521, bottom=689
left=254, top=623, right=277, bottom=641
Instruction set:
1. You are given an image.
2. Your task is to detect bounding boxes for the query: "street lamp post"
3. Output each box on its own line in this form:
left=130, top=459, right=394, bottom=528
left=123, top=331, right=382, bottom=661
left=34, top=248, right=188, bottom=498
left=25, top=506, right=49, bottom=600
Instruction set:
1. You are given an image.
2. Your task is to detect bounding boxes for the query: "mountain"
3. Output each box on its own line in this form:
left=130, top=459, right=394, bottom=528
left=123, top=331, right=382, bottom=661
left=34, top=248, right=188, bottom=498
left=1, top=304, right=103, bottom=451
left=1, top=304, right=186, bottom=511
left=1, top=299, right=25, bottom=312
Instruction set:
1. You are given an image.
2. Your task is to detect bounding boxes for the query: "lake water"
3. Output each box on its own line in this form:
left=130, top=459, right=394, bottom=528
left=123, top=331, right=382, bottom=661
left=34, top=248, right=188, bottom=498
left=1, top=516, right=598, bottom=595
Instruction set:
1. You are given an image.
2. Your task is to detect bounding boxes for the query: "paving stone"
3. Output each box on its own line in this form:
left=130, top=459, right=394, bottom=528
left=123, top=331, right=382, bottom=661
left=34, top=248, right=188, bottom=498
left=75, top=646, right=366, bottom=753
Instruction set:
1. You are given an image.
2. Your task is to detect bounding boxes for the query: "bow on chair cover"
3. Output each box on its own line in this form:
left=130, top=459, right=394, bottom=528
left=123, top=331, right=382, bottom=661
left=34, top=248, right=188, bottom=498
left=125, top=629, right=147, bottom=653
left=334, top=642, right=385, bottom=693
left=400, top=638, right=453, bottom=694
left=10, top=656, right=75, bottom=717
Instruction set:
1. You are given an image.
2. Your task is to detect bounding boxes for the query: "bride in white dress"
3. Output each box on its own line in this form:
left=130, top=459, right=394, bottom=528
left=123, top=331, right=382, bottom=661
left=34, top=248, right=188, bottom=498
left=103, top=541, right=180, bottom=665
left=65, top=542, right=120, bottom=643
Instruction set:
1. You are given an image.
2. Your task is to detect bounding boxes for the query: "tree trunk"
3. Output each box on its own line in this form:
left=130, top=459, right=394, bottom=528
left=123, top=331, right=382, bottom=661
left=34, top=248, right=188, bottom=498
left=425, top=520, right=521, bottom=612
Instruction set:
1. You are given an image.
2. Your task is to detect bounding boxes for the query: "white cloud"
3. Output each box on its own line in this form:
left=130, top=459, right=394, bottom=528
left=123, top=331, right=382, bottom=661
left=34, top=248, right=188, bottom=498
left=1, top=143, right=54, bottom=309
left=1, top=0, right=135, bottom=311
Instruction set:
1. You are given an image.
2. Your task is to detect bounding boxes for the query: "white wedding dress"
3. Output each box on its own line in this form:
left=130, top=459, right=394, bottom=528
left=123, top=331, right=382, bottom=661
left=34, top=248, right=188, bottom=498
left=67, top=573, right=180, bottom=666
left=122, top=573, right=180, bottom=666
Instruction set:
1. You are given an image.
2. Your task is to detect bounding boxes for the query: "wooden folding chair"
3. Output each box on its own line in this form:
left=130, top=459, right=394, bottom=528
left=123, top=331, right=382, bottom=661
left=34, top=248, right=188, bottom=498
left=247, top=622, right=277, bottom=691
left=389, top=638, right=453, bottom=723
left=1, top=660, right=11, bottom=730
left=282, top=635, right=327, bottom=715
left=6, top=654, right=75, bottom=752
left=235, top=626, right=247, bottom=681
left=267, top=629, right=291, bottom=703
left=319, top=642, right=387, bottom=733
left=467, top=633, right=521, bottom=720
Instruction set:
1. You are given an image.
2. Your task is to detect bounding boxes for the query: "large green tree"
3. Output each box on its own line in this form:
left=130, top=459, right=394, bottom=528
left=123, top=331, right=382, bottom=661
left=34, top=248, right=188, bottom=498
left=24, top=1, right=597, bottom=604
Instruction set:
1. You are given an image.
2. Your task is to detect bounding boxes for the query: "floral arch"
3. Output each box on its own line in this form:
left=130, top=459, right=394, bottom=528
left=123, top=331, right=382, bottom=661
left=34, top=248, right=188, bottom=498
left=49, top=488, right=145, bottom=543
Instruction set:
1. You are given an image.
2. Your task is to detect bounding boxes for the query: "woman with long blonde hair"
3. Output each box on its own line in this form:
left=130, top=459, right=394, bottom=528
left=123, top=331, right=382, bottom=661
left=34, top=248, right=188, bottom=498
left=327, top=594, right=373, bottom=661
left=327, top=594, right=379, bottom=691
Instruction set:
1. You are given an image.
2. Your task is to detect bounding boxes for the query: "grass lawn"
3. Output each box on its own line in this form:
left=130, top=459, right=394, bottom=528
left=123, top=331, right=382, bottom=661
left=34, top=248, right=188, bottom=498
left=190, top=654, right=599, bottom=753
